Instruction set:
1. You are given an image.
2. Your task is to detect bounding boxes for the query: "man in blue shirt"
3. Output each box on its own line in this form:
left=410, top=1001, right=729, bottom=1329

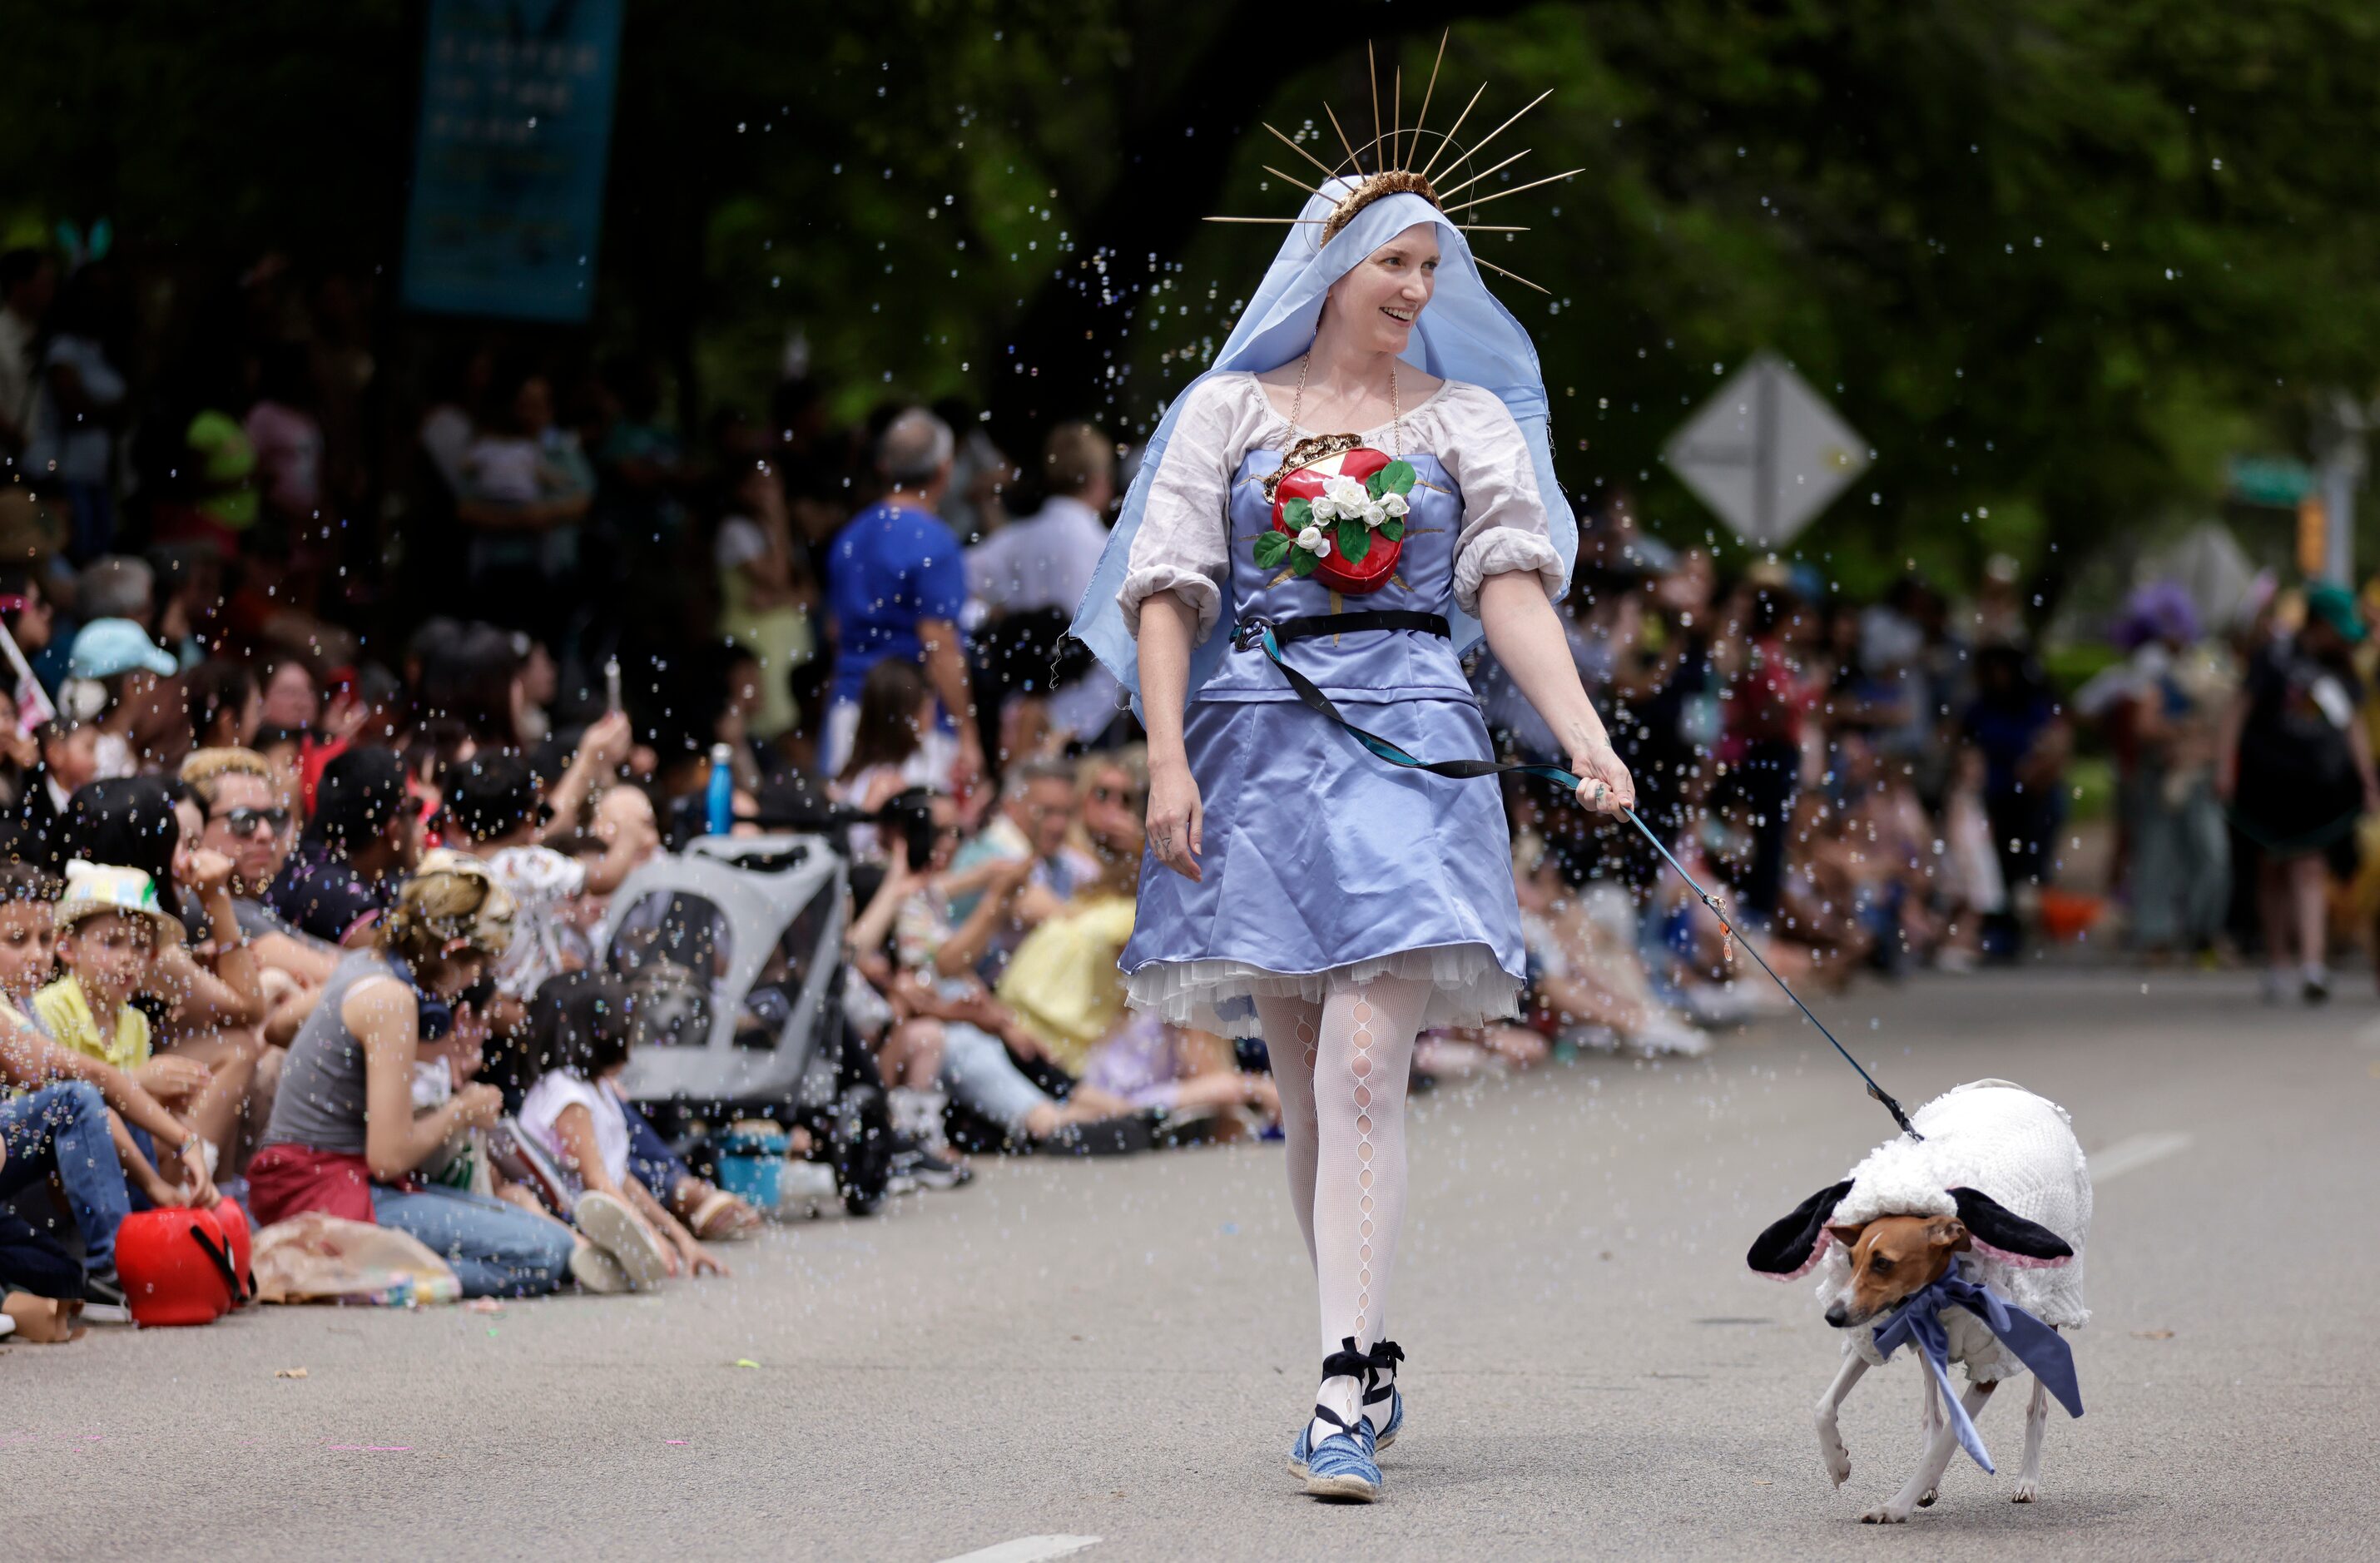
left=821, top=408, right=983, bottom=796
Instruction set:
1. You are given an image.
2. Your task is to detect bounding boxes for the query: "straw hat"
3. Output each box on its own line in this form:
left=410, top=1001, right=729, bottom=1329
left=55, top=861, right=183, bottom=943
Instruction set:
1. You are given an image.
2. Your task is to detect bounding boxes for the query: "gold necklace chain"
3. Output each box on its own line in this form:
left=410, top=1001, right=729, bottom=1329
left=1287, top=353, right=1402, bottom=459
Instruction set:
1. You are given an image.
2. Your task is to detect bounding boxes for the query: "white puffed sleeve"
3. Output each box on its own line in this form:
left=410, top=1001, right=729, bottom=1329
left=1440, top=385, right=1565, bottom=615
left=1118, top=375, right=1257, bottom=645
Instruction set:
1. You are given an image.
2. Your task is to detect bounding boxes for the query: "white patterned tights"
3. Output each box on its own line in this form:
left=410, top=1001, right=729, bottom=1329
left=1254, top=973, right=1430, bottom=1445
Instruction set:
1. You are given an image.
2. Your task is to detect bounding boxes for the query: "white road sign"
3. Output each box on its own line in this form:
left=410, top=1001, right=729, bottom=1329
left=1661, top=354, right=1869, bottom=547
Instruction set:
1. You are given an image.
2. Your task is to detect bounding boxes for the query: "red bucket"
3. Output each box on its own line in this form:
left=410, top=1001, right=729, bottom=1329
left=210, top=1198, right=255, bottom=1307
left=115, top=1207, right=240, bottom=1327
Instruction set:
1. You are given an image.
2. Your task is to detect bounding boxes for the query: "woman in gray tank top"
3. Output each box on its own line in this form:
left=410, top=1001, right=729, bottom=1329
left=250, top=851, right=574, bottom=1297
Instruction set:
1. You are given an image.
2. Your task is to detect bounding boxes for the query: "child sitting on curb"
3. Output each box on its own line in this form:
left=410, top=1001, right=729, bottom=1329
left=0, top=866, right=218, bottom=1318
left=516, top=971, right=721, bottom=1289
left=24, top=862, right=227, bottom=1183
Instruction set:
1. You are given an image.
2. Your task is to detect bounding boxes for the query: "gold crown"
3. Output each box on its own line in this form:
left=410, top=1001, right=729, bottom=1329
left=1206, top=33, right=1579, bottom=295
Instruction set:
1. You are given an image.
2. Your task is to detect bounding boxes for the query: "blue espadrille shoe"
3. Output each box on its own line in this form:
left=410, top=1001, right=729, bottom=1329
left=1289, top=1337, right=1406, bottom=1476
left=1302, top=1407, right=1381, bottom=1501
left=1288, top=1419, right=1315, bottom=1478
left=1292, top=1338, right=1383, bottom=1501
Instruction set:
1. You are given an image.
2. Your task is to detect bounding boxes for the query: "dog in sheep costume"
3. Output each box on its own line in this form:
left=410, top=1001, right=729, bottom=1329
left=1748, top=1079, right=2090, bottom=1521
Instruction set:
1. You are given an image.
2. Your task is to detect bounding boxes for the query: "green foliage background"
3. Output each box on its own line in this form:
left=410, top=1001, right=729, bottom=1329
left=2, top=0, right=2374, bottom=588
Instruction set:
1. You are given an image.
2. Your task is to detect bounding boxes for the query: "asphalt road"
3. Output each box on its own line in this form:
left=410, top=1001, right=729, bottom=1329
left=4, top=967, right=2375, bottom=1561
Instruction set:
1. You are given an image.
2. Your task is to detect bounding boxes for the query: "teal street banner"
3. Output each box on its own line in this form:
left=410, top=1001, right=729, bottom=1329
left=400, top=0, right=626, bottom=322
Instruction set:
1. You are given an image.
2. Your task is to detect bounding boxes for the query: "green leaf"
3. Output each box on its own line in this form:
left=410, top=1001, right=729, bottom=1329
left=1336, top=517, right=1371, bottom=562
left=1289, top=549, right=1319, bottom=578
left=1377, top=518, right=1405, bottom=543
left=1366, top=468, right=1389, bottom=499
left=1252, top=530, right=1290, bottom=569
left=1382, top=459, right=1416, bottom=495
left=1283, top=496, right=1312, bottom=530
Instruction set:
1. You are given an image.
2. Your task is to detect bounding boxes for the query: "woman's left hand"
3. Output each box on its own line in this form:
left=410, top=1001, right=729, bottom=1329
left=1569, top=744, right=1636, bottom=816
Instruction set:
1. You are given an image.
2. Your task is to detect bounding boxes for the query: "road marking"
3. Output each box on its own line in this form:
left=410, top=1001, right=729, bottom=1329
left=935, top=1537, right=1102, bottom=1563
left=2090, top=1131, right=2193, bottom=1182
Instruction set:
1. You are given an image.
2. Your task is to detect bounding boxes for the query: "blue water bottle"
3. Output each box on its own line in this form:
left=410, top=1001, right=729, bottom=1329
left=706, top=742, right=734, bottom=836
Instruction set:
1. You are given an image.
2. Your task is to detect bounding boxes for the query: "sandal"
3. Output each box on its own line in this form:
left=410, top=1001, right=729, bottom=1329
left=687, top=1188, right=765, bottom=1243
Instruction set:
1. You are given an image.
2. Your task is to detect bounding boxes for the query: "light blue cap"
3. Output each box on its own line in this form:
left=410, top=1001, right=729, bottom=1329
left=67, top=617, right=177, bottom=680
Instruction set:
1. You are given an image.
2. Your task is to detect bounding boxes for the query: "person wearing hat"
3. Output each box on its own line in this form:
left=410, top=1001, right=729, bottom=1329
left=60, top=616, right=179, bottom=782
left=247, top=851, right=577, bottom=1297
left=0, top=861, right=221, bottom=1320
left=2219, top=580, right=2380, bottom=1003
left=29, top=861, right=186, bottom=1075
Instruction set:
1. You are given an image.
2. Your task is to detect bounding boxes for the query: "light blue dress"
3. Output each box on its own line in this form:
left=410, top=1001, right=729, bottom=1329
left=1117, top=374, right=1564, bottom=1040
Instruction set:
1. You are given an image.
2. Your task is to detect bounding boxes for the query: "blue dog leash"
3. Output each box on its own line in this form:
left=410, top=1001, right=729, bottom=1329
left=1233, top=613, right=1921, bottom=1140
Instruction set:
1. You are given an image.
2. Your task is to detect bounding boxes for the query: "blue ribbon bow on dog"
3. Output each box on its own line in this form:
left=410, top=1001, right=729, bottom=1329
left=1870, top=1271, right=2085, bottom=1473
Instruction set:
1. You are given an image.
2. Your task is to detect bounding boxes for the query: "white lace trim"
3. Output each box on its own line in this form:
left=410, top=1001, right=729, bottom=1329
left=1123, top=941, right=1521, bottom=1041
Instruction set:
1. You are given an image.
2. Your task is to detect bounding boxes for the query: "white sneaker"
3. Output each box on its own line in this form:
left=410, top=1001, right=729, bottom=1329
left=573, top=1191, right=672, bottom=1290
left=1631, top=1010, right=1712, bottom=1057
left=1554, top=1024, right=1621, bottom=1054
left=887, top=1087, right=950, bottom=1149
left=775, top=1159, right=840, bottom=1219
left=568, top=1239, right=631, bottom=1294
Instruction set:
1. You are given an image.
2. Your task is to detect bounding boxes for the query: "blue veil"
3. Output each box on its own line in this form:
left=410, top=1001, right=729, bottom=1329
left=1069, top=179, right=1577, bottom=713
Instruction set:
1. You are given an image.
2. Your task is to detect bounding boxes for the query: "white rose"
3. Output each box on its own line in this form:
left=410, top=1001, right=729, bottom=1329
left=1309, top=494, right=1341, bottom=522
left=1297, top=524, right=1331, bottom=557
left=1322, top=475, right=1370, bottom=512
left=1378, top=489, right=1410, bottom=519
left=1361, top=499, right=1389, bottom=528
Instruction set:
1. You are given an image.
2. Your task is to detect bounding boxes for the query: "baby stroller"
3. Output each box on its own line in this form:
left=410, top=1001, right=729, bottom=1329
left=599, top=828, right=896, bottom=1214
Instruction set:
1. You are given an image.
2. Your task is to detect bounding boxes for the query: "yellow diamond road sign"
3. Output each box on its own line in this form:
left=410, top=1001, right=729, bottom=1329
left=1661, top=354, right=1869, bottom=547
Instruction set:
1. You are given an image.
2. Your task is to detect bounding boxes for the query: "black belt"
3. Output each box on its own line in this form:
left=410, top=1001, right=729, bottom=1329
left=1255, top=609, right=1450, bottom=647
left=1230, top=610, right=1531, bottom=783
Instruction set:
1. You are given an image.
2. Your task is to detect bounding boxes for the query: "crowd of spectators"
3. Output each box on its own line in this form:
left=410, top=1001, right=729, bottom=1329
left=1, top=236, right=2370, bottom=1345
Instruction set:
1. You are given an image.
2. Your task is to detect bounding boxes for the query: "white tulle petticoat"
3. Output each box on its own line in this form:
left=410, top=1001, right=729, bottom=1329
left=1124, top=940, right=1521, bottom=1043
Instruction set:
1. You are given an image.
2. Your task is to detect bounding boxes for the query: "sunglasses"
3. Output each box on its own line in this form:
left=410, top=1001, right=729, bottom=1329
left=212, top=806, right=292, bottom=838
left=1093, top=784, right=1146, bottom=808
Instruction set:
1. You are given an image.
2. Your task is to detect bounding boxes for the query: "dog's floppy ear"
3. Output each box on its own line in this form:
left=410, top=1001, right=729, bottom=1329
left=1747, top=1178, right=1855, bottom=1278
left=1946, top=1187, right=2073, bottom=1266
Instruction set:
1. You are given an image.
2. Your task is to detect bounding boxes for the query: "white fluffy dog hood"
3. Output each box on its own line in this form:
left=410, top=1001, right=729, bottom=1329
left=1829, top=1133, right=1961, bottom=1229
left=1745, top=1079, right=2093, bottom=1331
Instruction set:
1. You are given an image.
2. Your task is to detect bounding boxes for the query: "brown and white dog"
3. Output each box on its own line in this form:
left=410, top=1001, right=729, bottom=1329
left=1748, top=1080, right=2090, bottom=1523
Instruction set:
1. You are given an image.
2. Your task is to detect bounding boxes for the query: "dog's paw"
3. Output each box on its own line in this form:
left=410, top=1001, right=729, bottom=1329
left=1814, top=1417, right=1851, bottom=1487
left=1859, top=1506, right=1911, bottom=1526
left=1916, top=1487, right=1938, bottom=1508
left=2011, top=1479, right=2038, bottom=1504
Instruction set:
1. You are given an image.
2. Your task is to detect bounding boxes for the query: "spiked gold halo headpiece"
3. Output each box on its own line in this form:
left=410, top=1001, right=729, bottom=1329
left=1205, top=32, right=1577, bottom=294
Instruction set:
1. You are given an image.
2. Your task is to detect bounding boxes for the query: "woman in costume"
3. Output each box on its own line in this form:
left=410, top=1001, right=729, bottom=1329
left=1072, top=72, right=1635, bottom=1503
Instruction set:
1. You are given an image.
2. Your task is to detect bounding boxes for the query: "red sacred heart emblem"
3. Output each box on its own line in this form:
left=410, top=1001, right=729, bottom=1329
left=1258, top=446, right=1418, bottom=595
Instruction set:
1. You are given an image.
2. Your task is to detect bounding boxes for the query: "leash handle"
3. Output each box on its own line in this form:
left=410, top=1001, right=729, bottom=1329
left=1237, top=618, right=1922, bottom=1142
